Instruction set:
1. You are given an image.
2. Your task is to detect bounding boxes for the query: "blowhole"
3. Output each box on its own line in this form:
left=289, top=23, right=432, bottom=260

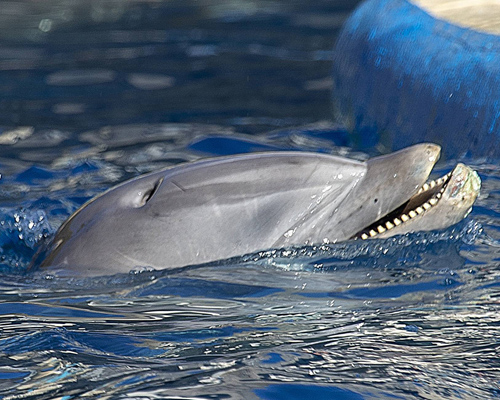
left=135, top=178, right=163, bottom=208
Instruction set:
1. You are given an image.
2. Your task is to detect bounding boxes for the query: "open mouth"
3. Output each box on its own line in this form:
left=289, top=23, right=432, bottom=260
left=352, top=170, right=453, bottom=240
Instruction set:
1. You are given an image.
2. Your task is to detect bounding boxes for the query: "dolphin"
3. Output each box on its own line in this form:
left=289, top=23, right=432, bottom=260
left=33, top=143, right=480, bottom=276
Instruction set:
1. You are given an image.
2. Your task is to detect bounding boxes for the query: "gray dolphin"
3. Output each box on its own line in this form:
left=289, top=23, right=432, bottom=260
left=34, top=143, right=480, bottom=276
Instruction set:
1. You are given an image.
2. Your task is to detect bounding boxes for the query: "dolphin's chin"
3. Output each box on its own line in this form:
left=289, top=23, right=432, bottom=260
left=351, top=163, right=480, bottom=240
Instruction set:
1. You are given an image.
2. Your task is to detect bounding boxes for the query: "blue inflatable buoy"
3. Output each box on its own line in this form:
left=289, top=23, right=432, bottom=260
left=332, top=0, right=500, bottom=158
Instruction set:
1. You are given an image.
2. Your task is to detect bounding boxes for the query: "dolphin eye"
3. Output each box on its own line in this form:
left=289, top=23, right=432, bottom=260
left=136, top=178, right=163, bottom=208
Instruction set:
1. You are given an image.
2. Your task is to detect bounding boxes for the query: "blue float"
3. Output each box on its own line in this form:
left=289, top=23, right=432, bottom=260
left=332, top=0, right=500, bottom=158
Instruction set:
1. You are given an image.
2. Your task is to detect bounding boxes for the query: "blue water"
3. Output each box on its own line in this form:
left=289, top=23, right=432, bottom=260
left=1, top=1, right=500, bottom=399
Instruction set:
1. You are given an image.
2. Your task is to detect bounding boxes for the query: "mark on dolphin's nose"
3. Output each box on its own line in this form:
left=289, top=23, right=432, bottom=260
left=170, top=180, right=186, bottom=192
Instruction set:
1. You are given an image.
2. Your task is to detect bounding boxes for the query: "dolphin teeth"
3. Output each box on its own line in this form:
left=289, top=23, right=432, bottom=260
left=356, top=167, right=453, bottom=241
left=356, top=169, right=452, bottom=241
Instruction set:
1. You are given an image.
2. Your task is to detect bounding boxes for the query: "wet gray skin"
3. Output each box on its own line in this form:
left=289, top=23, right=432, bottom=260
left=34, top=143, right=480, bottom=276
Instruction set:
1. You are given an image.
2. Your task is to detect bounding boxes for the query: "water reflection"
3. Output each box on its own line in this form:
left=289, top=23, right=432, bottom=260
left=0, top=0, right=498, bottom=399
left=0, top=1, right=350, bottom=133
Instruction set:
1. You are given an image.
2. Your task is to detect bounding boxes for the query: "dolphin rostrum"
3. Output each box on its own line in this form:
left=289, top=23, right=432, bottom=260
left=34, top=143, right=480, bottom=276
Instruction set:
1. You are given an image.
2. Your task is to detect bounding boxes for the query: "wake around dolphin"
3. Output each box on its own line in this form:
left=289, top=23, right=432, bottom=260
left=34, top=143, right=480, bottom=276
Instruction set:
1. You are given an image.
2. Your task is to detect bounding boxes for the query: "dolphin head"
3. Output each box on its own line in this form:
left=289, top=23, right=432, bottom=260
left=34, top=144, right=480, bottom=276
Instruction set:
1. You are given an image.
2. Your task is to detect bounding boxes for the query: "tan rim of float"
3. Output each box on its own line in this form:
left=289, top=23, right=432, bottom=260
left=412, top=0, right=500, bottom=35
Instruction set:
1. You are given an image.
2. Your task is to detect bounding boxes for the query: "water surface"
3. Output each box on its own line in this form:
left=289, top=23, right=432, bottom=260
left=1, top=1, right=499, bottom=399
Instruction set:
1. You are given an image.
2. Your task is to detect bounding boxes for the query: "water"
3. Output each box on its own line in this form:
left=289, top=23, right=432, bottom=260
left=1, top=1, right=500, bottom=399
